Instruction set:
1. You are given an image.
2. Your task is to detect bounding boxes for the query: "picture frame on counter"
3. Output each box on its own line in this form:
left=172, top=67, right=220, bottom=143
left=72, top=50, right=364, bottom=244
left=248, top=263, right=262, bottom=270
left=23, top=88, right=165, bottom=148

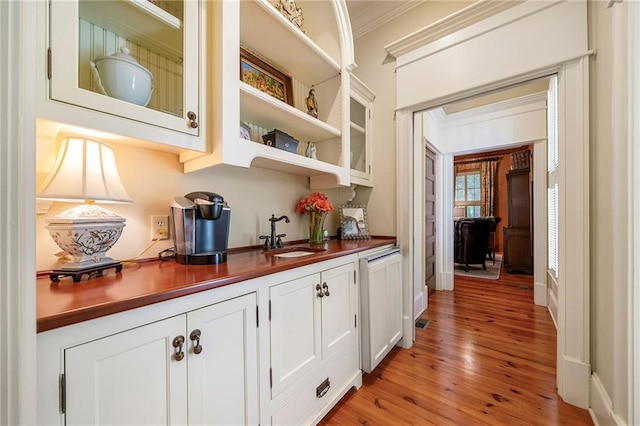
left=240, top=46, right=294, bottom=106
left=338, top=204, right=370, bottom=240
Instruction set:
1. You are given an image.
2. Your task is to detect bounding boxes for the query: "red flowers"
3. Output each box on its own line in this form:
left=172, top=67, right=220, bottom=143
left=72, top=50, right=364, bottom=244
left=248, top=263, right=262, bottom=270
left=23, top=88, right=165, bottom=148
left=295, top=192, right=334, bottom=213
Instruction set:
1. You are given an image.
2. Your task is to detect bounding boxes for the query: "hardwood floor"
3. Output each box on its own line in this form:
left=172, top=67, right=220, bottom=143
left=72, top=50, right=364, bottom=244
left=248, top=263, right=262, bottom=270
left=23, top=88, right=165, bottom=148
left=320, top=268, right=593, bottom=425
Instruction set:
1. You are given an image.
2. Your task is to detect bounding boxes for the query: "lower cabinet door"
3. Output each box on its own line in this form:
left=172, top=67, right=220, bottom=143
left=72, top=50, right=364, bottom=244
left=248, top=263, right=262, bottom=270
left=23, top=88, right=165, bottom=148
left=320, top=263, right=357, bottom=361
left=362, top=253, right=402, bottom=373
left=64, top=315, right=188, bottom=426
left=270, top=273, right=322, bottom=398
left=186, top=293, right=259, bottom=425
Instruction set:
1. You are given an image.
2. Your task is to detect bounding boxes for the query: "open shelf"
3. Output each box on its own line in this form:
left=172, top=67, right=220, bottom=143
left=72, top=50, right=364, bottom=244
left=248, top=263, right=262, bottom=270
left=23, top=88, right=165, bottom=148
left=227, top=139, right=349, bottom=187
left=240, top=82, right=341, bottom=143
left=240, top=0, right=340, bottom=86
left=80, top=0, right=183, bottom=60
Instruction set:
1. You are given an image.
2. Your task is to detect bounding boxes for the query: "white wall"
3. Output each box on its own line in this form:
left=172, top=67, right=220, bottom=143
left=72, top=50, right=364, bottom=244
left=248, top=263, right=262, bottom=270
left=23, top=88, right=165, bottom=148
left=35, top=143, right=353, bottom=270
left=350, top=1, right=472, bottom=237
left=588, top=1, right=631, bottom=424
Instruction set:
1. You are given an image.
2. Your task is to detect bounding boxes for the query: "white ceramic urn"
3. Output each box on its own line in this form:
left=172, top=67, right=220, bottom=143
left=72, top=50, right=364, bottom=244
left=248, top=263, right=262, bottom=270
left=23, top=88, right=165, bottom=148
left=90, top=46, right=154, bottom=106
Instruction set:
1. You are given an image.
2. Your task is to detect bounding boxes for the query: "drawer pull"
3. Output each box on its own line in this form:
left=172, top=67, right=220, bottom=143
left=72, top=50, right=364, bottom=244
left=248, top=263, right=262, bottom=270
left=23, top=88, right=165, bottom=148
left=172, top=335, right=185, bottom=361
left=315, top=283, right=324, bottom=298
left=316, top=378, right=330, bottom=398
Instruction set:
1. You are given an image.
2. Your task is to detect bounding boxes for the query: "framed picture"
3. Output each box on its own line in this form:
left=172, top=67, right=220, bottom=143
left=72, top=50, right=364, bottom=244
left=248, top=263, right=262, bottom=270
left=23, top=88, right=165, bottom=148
left=240, top=47, right=294, bottom=106
left=338, top=204, right=370, bottom=240
left=240, top=122, right=251, bottom=140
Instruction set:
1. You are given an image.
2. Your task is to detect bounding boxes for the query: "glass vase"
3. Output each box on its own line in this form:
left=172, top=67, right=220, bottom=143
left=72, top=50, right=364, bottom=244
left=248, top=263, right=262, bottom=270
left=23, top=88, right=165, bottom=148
left=308, top=211, right=327, bottom=244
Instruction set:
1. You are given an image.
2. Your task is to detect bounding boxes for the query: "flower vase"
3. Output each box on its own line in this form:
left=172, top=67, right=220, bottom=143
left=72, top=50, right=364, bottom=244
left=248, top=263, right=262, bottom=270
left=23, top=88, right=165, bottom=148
left=308, top=211, right=327, bottom=244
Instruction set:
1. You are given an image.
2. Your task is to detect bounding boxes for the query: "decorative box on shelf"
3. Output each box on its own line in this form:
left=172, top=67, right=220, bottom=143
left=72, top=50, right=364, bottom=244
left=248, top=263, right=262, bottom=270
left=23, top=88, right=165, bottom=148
left=262, top=129, right=299, bottom=153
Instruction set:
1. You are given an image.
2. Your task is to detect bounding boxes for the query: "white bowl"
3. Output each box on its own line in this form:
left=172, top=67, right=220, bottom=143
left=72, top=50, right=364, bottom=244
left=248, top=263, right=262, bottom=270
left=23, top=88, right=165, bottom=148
left=90, top=47, right=154, bottom=106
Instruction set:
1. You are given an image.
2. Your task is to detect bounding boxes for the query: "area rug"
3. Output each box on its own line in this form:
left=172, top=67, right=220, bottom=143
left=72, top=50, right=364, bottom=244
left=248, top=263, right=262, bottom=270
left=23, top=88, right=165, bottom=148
left=454, top=254, right=502, bottom=280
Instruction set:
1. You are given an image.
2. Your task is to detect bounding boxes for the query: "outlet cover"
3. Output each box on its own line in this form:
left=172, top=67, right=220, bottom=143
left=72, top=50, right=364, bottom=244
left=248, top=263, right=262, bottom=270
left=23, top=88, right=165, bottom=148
left=151, top=215, right=170, bottom=240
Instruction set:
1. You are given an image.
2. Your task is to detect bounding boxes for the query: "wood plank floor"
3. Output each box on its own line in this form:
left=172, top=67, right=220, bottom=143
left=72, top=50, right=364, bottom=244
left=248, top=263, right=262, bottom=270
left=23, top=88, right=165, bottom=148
left=320, top=267, right=593, bottom=425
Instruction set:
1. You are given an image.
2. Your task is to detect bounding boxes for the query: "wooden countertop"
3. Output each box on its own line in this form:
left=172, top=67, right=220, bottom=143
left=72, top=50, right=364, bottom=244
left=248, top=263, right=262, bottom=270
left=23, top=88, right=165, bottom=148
left=37, top=238, right=395, bottom=333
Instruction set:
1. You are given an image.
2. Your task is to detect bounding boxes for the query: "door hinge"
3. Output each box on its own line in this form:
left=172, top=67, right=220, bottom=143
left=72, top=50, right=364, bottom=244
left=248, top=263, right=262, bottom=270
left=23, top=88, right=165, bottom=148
left=269, top=300, right=271, bottom=321
left=269, top=367, right=273, bottom=389
left=59, top=373, right=66, bottom=414
left=47, top=47, right=52, bottom=80
left=256, top=305, right=259, bottom=328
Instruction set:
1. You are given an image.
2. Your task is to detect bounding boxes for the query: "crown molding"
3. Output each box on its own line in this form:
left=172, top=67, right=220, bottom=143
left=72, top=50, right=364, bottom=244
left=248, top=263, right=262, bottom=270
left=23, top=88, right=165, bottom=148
left=384, top=0, right=523, bottom=59
left=350, top=1, right=426, bottom=40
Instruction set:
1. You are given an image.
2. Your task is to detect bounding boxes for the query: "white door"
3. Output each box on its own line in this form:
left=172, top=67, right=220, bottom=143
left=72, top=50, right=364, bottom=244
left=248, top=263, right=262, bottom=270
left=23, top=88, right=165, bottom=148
left=320, top=263, right=357, bottom=361
left=362, top=253, right=403, bottom=373
left=187, top=293, right=259, bottom=425
left=64, top=315, right=188, bottom=425
left=270, top=273, right=322, bottom=398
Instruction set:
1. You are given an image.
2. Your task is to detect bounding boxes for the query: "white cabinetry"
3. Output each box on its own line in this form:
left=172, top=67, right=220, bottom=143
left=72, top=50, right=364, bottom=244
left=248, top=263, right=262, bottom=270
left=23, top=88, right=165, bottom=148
left=360, top=248, right=402, bottom=373
left=183, top=0, right=355, bottom=188
left=269, top=262, right=360, bottom=424
left=40, top=0, right=205, bottom=152
left=44, top=293, right=258, bottom=425
left=64, top=315, right=188, bottom=425
left=350, top=75, right=375, bottom=187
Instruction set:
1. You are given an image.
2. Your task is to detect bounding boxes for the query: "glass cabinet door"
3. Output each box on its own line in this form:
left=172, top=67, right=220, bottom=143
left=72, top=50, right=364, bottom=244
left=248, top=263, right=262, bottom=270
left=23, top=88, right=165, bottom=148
left=350, top=97, right=368, bottom=175
left=49, top=0, right=200, bottom=136
left=349, top=74, right=374, bottom=186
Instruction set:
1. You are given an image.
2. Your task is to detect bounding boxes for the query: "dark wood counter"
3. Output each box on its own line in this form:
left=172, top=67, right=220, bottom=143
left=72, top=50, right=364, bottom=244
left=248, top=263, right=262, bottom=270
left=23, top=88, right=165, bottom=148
left=37, top=238, right=395, bottom=333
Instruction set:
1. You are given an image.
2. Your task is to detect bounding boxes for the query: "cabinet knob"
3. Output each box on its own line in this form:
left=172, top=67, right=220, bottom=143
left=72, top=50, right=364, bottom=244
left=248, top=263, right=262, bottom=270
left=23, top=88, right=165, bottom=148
left=187, top=111, right=199, bottom=129
left=190, top=329, right=203, bottom=355
left=322, top=282, right=330, bottom=297
left=315, top=283, right=324, bottom=298
left=172, top=335, right=185, bottom=361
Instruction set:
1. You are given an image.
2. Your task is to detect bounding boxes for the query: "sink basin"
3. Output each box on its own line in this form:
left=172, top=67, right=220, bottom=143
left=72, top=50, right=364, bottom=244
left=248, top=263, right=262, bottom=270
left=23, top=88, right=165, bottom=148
left=273, top=251, right=317, bottom=258
left=263, top=246, right=326, bottom=257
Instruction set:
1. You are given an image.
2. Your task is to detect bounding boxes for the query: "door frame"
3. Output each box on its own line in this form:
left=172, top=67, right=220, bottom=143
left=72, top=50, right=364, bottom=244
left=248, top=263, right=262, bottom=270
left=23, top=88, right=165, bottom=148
left=393, top=1, right=591, bottom=408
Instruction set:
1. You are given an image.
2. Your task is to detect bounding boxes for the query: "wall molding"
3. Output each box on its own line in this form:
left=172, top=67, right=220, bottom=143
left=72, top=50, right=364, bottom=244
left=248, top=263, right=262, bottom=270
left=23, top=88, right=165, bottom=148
left=384, top=0, right=522, bottom=59
left=350, top=1, right=425, bottom=41
left=0, top=1, right=37, bottom=423
left=590, top=373, right=625, bottom=426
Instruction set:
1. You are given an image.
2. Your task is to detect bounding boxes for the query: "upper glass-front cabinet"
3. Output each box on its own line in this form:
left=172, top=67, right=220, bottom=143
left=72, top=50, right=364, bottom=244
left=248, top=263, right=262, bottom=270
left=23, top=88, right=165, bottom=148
left=350, top=75, right=375, bottom=187
left=47, top=0, right=201, bottom=140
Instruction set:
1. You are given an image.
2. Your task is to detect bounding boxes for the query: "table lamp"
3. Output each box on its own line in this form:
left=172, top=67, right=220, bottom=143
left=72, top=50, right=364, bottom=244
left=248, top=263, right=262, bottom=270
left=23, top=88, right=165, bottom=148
left=37, top=135, right=132, bottom=282
left=453, top=206, right=465, bottom=219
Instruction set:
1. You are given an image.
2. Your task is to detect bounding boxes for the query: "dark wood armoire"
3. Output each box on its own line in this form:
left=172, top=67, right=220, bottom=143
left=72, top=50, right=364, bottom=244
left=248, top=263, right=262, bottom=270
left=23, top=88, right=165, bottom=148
left=503, top=168, right=533, bottom=274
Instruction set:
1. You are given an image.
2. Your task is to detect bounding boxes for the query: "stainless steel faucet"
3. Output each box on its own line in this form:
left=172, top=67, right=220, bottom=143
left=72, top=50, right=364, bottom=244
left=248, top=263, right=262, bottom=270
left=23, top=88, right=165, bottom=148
left=260, top=214, right=290, bottom=250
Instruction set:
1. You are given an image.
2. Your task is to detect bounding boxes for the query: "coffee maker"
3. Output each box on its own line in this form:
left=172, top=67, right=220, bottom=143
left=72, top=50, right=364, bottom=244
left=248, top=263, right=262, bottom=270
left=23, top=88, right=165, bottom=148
left=170, top=191, right=231, bottom=265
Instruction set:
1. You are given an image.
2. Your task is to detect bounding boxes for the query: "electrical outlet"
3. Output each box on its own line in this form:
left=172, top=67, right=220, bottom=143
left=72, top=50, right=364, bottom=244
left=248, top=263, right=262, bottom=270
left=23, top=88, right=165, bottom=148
left=151, top=215, right=170, bottom=240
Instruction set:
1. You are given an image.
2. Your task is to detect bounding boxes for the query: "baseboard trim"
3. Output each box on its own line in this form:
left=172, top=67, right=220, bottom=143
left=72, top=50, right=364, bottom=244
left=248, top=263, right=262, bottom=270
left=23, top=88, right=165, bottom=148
left=414, top=290, right=426, bottom=320
left=559, top=355, right=590, bottom=408
left=547, top=288, right=558, bottom=329
left=440, top=271, right=453, bottom=291
left=589, top=373, right=625, bottom=426
left=534, top=281, right=547, bottom=306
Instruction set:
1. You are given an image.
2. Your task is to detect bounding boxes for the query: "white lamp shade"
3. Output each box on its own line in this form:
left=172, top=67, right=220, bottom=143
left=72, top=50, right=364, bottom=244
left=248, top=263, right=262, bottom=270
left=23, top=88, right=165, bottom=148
left=453, top=207, right=465, bottom=218
left=37, top=136, right=132, bottom=203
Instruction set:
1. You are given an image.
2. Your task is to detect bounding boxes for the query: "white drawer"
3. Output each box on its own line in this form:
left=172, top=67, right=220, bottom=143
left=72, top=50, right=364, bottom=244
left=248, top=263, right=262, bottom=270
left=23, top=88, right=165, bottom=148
left=271, top=346, right=358, bottom=425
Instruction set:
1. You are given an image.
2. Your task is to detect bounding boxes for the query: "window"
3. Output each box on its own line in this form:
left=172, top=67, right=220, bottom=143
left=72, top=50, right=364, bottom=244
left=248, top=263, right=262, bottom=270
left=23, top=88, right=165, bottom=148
left=547, top=76, right=559, bottom=279
left=454, top=171, right=481, bottom=218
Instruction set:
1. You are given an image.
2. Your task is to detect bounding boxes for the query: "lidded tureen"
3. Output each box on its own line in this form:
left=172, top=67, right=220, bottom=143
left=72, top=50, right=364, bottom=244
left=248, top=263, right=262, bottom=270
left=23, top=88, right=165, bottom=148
left=89, top=46, right=154, bottom=107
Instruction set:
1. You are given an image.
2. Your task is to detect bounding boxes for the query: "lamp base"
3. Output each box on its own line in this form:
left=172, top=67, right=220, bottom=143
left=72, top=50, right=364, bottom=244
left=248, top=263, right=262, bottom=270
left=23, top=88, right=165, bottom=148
left=49, top=262, right=123, bottom=283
